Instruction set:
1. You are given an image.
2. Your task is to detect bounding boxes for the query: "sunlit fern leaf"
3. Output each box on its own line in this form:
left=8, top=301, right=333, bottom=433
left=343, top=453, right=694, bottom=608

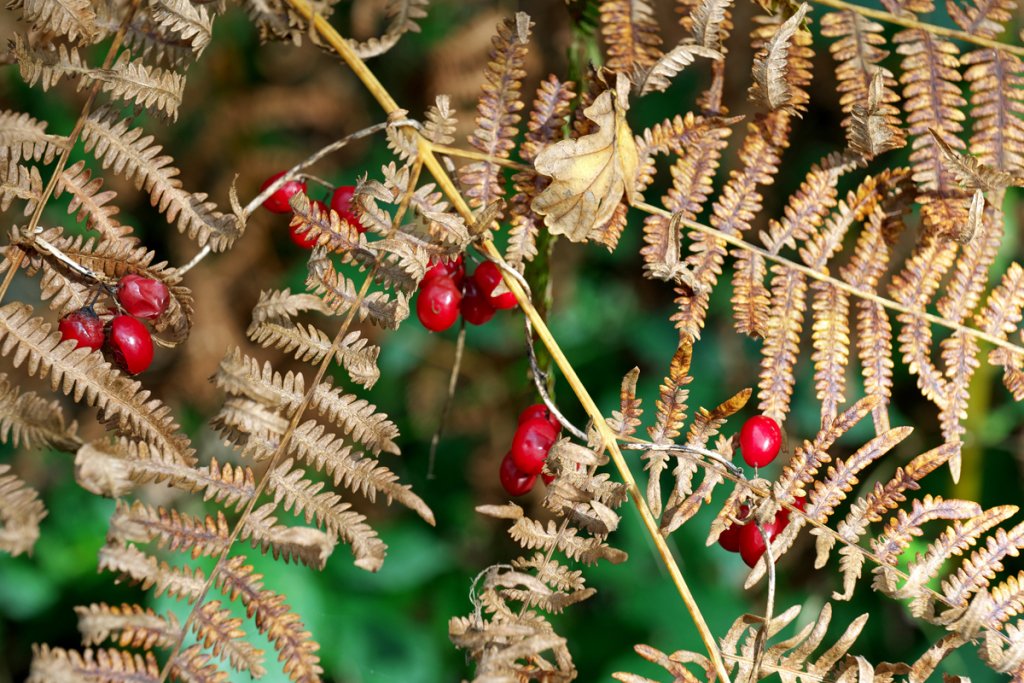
left=248, top=318, right=381, bottom=389
left=662, top=434, right=736, bottom=534
left=149, top=0, right=214, bottom=55
left=109, top=500, right=231, bottom=560
left=0, top=157, right=42, bottom=215
left=690, top=0, right=733, bottom=52
left=349, top=0, right=428, bottom=58
left=976, top=262, right=1024, bottom=399
left=756, top=265, right=806, bottom=424
left=930, top=130, right=1024, bottom=193
left=612, top=642, right=709, bottom=683
left=942, top=520, right=1024, bottom=608
left=422, top=95, right=457, bottom=146
left=644, top=341, right=693, bottom=517
left=27, top=644, right=160, bottom=683
left=847, top=71, right=907, bottom=160
left=0, top=464, right=46, bottom=557
left=9, top=0, right=99, bottom=45
left=241, top=505, right=336, bottom=570
left=98, top=540, right=207, bottom=601
left=0, top=373, right=80, bottom=451
left=191, top=600, right=267, bottom=677
left=506, top=75, right=575, bottom=271
left=215, top=555, right=323, bottom=682
left=0, top=110, right=66, bottom=164
left=599, top=0, right=663, bottom=74
left=80, top=108, right=241, bottom=250
left=961, top=47, right=1024, bottom=174
left=457, top=12, right=531, bottom=219
left=76, top=602, right=180, bottom=651
left=0, top=302, right=195, bottom=466
left=607, top=367, right=643, bottom=437
left=748, top=3, right=810, bottom=113
left=54, top=161, right=134, bottom=240
left=634, top=43, right=721, bottom=96
left=305, top=252, right=410, bottom=330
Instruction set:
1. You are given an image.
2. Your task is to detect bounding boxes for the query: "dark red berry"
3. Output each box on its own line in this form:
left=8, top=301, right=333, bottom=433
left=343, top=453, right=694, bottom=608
left=510, top=417, right=559, bottom=475
left=117, top=274, right=170, bottom=319
left=718, top=504, right=750, bottom=553
left=460, top=277, right=495, bottom=326
left=500, top=452, right=536, bottom=496
left=518, top=403, right=561, bottom=432
left=59, top=308, right=104, bottom=350
left=424, top=255, right=465, bottom=286
left=289, top=223, right=318, bottom=249
left=473, top=261, right=517, bottom=310
left=739, top=415, right=782, bottom=467
left=416, top=276, right=461, bottom=332
left=260, top=172, right=307, bottom=214
left=329, top=185, right=366, bottom=233
left=106, top=315, right=154, bottom=375
left=541, top=471, right=555, bottom=485
left=739, top=511, right=788, bottom=568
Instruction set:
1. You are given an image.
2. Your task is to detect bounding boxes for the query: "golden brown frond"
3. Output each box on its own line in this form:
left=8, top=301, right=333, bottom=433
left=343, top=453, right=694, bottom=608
left=55, top=160, right=134, bottom=240
left=961, top=48, right=1024, bottom=174
left=241, top=505, right=336, bottom=569
left=976, top=262, right=1024, bottom=398
left=757, top=266, right=807, bottom=423
left=635, top=43, right=721, bottom=96
left=848, top=71, right=907, bottom=159
left=942, top=520, right=1024, bottom=608
left=0, top=464, right=46, bottom=557
left=12, top=0, right=99, bottom=45
left=247, top=317, right=381, bottom=389
left=81, top=108, right=241, bottom=250
left=191, top=600, right=266, bottom=677
left=690, top=0, right=733, bottom=52
left=305, top=251, right=410, bottom=330
left=0, top=109, right=66, bottom=164
left=422, top=95, right=457, bottom=147
left=600, top=0, right=664, bottom=75
left=930, top=129, right=1023, bottom=193
left=0, top=372, right=80, bottom=451
left=506, top=75, right=575, bottom=270
left=76, top=602, right=180, bottom=651
left=27, top=644, right=160, bottom=683
left=458, top=12, right=531, bottom=217
left=149, top=0, right=214, bottom=55
left=109, top=500, right=230, bottom=560
left=607, top=367, right=644, bottom=437
left=0, top=157, right=43, bottom=215
left=349, top=0, right=428, bottom=58
left=0, top=303, right=195, bottom=466
left=749, top=3, right=811, bottom=114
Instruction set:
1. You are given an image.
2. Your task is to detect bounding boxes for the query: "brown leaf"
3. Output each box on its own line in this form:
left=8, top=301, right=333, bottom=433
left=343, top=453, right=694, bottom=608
left=749, top=3, right=810, bottom=113
left=532, top=73, right=639, bottom=245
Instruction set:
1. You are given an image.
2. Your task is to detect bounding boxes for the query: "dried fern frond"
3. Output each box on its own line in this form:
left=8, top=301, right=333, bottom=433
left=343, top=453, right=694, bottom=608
left=599, top=0, right=664, bottom=75
left=0, top=372, right=80, bottom=451
left=349, top=0, right=429, bottom=58
left=10, top=0, right=99, bottom=45
left=149, top=0, right=214, bottom=56
left=0, top=109, right=67, bottom=164
left=847, top=71, right=906, bottom=159
left=27, top=644, right=160, bottom=683
left=0, top=157, right=43, bottom=215
left=0, top=464, right=47, bottom=556
left=634, top=43, right=721, bottom=96
left=305, top=250, right=410, bottom=330
left=76, top=602, right=180, bottom=651
left=54, top=161, right=135, bottom=240
left=748, top=4, right=811, bottom=114
left=81, top=108, right=241, bottom=250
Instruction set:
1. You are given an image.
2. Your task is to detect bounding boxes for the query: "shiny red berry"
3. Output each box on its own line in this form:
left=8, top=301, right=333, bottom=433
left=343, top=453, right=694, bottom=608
left=416, top=276, right=461, bottom=332
left=510, top=417, right=559, bottom=475
left=460, top=277, right=495, bottom=326
left=739, top=511, right=788, bottom=568
left=330, top=185, right=366, bottom=233
left=424, top=255, right=465, bottom=286
left=473, top=261, right=517, bottom=310
left=739, top=415, right=782, bottom=467
left=117, top=274, right=169, bottom=319
left=106, top=315, right=154, bottom=375
left=59, top=307, right=104, bottom=350
left=500, top=452, right=536, bottom=496
left=718, top=504, right=750, bottom=553
left=260, top=172, right=307, bottom=214
left=518, top=403, right=561, bottom=432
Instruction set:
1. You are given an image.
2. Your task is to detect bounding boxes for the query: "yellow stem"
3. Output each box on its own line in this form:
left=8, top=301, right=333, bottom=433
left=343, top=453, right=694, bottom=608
left=808, top=0, right=1024, bottom=57
left=283, top=2, right=732, bottom=681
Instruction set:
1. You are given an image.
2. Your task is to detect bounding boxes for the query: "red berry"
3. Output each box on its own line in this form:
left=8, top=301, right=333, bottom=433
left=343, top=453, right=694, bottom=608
left=106, top=315, right=154, bottom=375
left=718, top=504, right=749, bottom=553
left=500, top=452, right=536, bottom=496
left=460, top=277, right=495, bottom=326
left=541, top=471, right=555, bottom=485
left=260, top=172, right=307, bottom=214
left=59, top=308, right=104, bottom=350
left=739, top=511, right=787, bottom=568
left=518, top=403, right=561, bottom=432
left=473, top=261, right=517, bottom=310
left=329, top=185, right=366, bottom=233
left=510, top=417, right=559, bottom=475
left=424, top=255, right=465, bottom=286
left=117, top=274, right=170, bottom=319
left=416, top=276, right=461, bottom=332
left=739, top=415, right=782, bottom=467
left=289, top=201, right=325, bottom=249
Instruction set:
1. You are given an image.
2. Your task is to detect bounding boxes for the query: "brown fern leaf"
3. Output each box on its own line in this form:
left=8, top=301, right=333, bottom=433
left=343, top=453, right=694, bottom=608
left=0, top=157, right=43, bottom=215
left=250, top=289, right=332, bottom=322
left=422, top=95, right=457, bottom=147
left=305, top=252, right=409, bottom=330
left=109, top=500, right=230, bottom=560
left=0, top=463, right=46, bottom=556
left=634, top=43, right=721, bottom=97
left=873, top=495, right=983, bottom=566
left=929, top=130, right=1023, bottom=193
left=690, top=0, right=733, bottom=53
left=216, top=555, right=322, bottom=682
left=10, top=0, right=99, bottom=45
left=848, top=71, right=907, bottom=159
left=662, top=434, right=738, bottom=535
left=506, top=75, right=575, bottom=270
left=985, top=571, right=1024, bottom=629
left=942, top=520, right=1024, bottom=608
left=641, top=114, right=733, bottom=284
left=457, top=12, right=531, bottom=217
left=349, top=0, right=428, bottom=58
left=81, top=108, right=241, bottom=250
left=756, top=265, right=807, bottom=424
left=600, top=0, right=664, bottom=75
left=27, top=644, right=160, bottom=683
left=809, top=281, right=850, bottom=425
left=0, top=303, right=195, bottom=465
left=248, top=319, right=380, bottom=389
left=976, top=262, right=1024, bottom=399
left=0, top=109, right=66, bottom=164
left=191, top=600, right=266, bottom=677
left=240, top=504, right=335, bottom=569
left=607, top=367, right=644, bottom=437
left=0, top=372, right=80, bottom=451
left=76, top=602, right=180, bottom=651
left=54, top=160, right=134, bottom=240
left=98, top=540, right=207, bottom=601
left=961, top=47, right=1024, bottom=174
left=644, top=342, right=693, bottom=516
left=673, top=111, right=790, bottom=340
left=749, top=4, right=811, bottom=114
left=149, top=0, right=214, bottom=55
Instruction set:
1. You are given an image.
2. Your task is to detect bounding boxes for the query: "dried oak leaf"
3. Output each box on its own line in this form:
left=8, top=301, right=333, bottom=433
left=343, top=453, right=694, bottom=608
left=531, top=73, right=639, bottom=245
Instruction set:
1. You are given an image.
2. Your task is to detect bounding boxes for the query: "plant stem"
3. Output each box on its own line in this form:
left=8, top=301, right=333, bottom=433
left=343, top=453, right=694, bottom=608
left=282, top=3, right=733, bottom=681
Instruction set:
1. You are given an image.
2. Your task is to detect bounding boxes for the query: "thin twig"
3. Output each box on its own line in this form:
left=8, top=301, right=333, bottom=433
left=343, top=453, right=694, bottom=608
left=427, top=322, right=466, bottom=480
left=524, top=316, right=588, bottom=442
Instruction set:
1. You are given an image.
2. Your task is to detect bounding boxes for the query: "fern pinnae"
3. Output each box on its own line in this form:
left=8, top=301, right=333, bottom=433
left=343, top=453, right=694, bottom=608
left=645, top=341, right=694, bottom=517
left=0, top=372, right=81, bottom=451
left=248, top=318, right=381, bottom=389
left=189, top=600, right=267, bottom=677
left=148, top=0, right=214, bottom=55
left=55, top=161, right=135, bottom=240
left=0, top=158, right=43, bottom=215
left=872, top=495, right=984, bottom=568
left=748, top=3, right=811, bottom=114
left=457, top=12, right=531, bottom=218
left=942, top=519, right=1024, bottom=608
left=305, top=251, right=410, bottom=330
left=75, top=602, right=180, bottom=651
left=11, top=0, right=100, bottom=45
left=976, top=262, right=1024, bottom=398
left=348, top=0, right=428, bottom=58
left=599, top=0, right=664, bottom=75
left=0, top=110, right=66, bottom=165
left=0, top=463, right=47, bottom=557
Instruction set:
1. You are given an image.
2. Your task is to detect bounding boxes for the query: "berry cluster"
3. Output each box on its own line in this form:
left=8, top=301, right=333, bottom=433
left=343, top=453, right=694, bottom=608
left=499, top=404, right=562, bottom=496
left=58, top=274, right=169, bottom=375
left=416, top=255, right=517, bottom=332
left=259, top=172, right=365, bottom=248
